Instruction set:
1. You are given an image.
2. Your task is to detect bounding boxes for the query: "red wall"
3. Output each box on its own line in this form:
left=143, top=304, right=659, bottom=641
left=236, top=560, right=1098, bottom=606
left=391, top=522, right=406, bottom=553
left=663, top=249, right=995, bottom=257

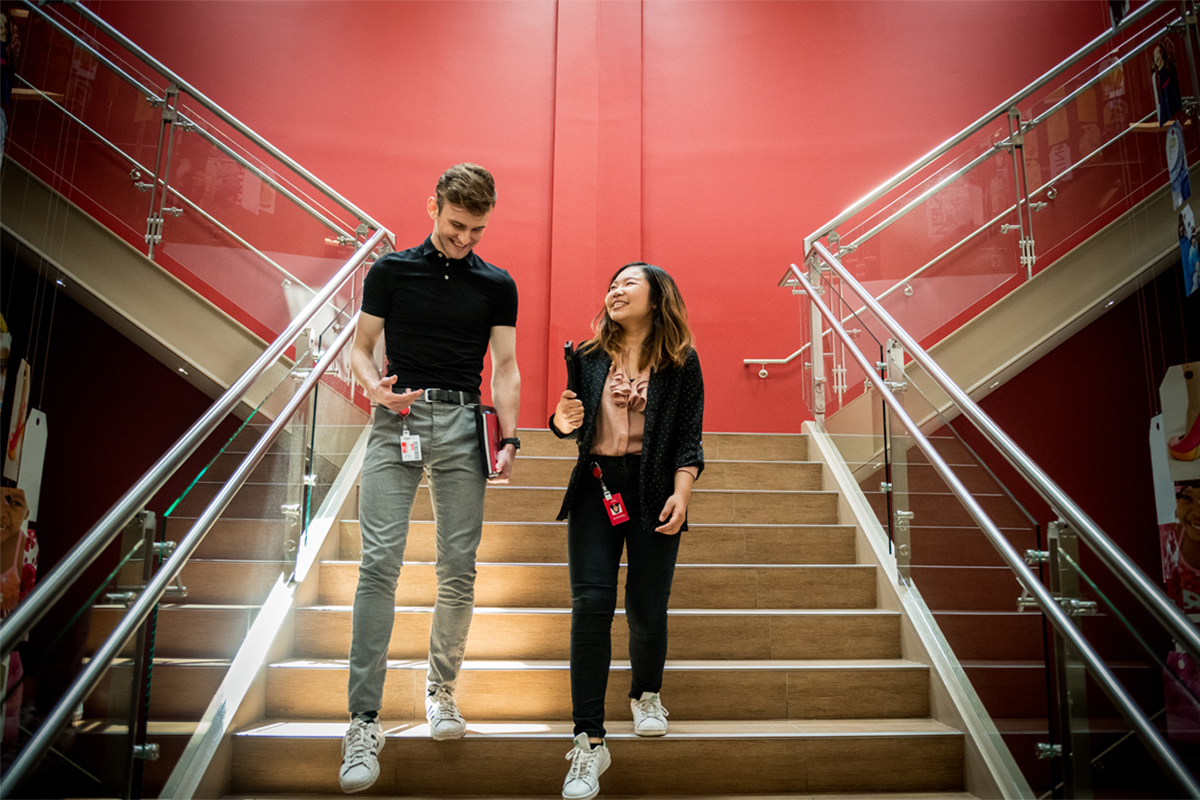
left=86, top=0, right=1108, bottom=432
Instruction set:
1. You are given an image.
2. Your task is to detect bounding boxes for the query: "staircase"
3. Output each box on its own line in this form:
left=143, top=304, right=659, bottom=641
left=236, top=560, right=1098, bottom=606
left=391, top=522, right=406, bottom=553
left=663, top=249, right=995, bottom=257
left=198, top=428, right=977, bottom=798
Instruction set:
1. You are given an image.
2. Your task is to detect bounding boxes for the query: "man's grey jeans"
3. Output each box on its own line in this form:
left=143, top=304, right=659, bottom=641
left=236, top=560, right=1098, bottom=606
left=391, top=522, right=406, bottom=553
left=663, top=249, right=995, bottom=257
left=348, top=401, right=486, bottom=714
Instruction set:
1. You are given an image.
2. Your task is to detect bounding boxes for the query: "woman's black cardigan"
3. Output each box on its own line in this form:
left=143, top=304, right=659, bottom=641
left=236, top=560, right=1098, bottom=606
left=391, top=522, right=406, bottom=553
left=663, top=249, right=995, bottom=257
left=550, top=346, right=705, bottom=535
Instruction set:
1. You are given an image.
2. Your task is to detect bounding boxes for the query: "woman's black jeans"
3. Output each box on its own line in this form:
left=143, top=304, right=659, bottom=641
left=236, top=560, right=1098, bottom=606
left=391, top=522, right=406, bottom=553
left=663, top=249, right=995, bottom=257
left=567, top=453, right=681, bottom=739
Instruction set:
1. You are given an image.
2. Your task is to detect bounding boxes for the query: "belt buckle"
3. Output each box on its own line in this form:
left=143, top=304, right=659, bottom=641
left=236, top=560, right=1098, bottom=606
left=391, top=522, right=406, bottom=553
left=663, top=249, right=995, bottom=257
left=423, top=388, right=435, bottom=404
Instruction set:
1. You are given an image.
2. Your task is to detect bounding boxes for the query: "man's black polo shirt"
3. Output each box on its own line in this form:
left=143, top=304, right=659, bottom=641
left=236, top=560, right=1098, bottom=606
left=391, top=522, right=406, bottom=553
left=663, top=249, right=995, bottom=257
left=360, top=236, right=518, bottom=395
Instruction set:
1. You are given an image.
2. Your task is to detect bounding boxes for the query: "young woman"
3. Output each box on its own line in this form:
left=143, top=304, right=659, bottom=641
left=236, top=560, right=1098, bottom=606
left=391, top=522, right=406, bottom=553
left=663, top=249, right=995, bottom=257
left=551, top=262, right=704, bottom=800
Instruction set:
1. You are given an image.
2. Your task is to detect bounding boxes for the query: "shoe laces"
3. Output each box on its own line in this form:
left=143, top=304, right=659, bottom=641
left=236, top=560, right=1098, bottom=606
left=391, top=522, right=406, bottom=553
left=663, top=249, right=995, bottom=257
left=564, top=742, right=603, bottom=781
left=343, top=720, right=378, bottom=765
left=428, top=686, right=460, bottom=720
left=633, top=694, right=669, bottom=722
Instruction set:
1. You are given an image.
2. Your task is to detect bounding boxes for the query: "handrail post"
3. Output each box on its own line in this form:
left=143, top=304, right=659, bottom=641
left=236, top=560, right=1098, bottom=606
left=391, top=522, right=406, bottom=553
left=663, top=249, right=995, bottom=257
left=1179, top=1, right=1200, bottom=118
left=1003, top=107, right=1037, bottom=281
left=883, top=339, right=912, bottom=581
left=122, top=511, right=159, bottom=800
left=1047, top=519, right=1095, bottom=798
left=807, top=256, right=827, bottom=427
left=147, top=84, right=182, bottom=260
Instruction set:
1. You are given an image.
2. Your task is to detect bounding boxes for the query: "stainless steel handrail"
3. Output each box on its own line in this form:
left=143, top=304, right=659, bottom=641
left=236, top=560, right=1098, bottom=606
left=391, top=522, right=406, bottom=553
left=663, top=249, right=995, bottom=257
left=45, top=0, right=387, bottom=235
left=803, top=0, right=1172, bottom=252
left=809, top=242, right=1200, bottom=665
left=0, top=311, right=362, bottom=796
left=791, top=263, right=1200, bottom=798
left=0, top=228, right=387, bottom=660
left=22, top=2, right=360, bottom=243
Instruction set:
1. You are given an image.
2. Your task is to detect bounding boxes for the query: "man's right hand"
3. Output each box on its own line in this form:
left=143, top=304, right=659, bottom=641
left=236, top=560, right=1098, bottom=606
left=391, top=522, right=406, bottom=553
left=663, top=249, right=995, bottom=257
left=553, top=390, right=584, bottom=433
left=370, top=376, right=423, bottom=414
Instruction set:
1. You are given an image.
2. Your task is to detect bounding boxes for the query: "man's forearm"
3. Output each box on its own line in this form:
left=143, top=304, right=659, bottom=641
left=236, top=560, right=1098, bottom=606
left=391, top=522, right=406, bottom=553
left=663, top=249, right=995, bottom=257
left=491, top=365, right=521, bottom=438
left=351, top=346, right=383, bottom=399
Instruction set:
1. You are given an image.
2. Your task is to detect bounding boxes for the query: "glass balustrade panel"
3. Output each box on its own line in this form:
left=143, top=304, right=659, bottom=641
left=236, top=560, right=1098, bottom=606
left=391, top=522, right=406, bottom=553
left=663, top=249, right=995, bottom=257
left=807, top=7, right=1195, bottom=399
left=7, top=3, right=374, bottom=345
left=811, top=271, right=899, bottom=420
left=1016, top=25, right=1200, bottom=274
left=160, top=325, right=323, bottom=570
left=829, top=137, right=1024, bottom=355
left=1050, top=543, right=1198, bottom=799
left=3, top=12, right=166, bottom=253
left=816, top=275, right=891, bottom=538
left=151, top=121, right=362, bottom=342
left=299, top=304, right=371, bottom=548
left=887, top=350, right=1200, bottom=797
left=827, top=117, right=1016, bottom=263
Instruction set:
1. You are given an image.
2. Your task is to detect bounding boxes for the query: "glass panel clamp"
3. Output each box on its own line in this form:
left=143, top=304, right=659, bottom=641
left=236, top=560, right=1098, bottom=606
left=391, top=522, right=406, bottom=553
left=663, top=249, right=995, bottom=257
left=1024, top=549, right=1050, bottom=565
left=1035, top=743, right=1062, bottom=760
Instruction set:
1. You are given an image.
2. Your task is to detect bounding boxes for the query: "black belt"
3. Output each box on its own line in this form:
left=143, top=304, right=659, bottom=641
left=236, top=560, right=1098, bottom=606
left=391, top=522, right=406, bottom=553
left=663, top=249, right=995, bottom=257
left=420, top=388, right=481, bottom=405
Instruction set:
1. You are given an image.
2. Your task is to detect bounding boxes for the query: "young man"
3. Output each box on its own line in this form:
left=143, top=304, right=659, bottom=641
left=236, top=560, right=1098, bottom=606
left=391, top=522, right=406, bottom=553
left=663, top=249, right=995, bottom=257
left=339, top=163, right=521, bottom=793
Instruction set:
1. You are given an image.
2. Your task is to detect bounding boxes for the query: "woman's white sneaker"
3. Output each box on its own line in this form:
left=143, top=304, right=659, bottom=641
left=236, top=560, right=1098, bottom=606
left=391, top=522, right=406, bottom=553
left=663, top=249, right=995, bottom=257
left=339, top=716, right=384, bottom=793
left=631, top=691, right=669, bottom=737
left=562, top=733, right=611, bottom=800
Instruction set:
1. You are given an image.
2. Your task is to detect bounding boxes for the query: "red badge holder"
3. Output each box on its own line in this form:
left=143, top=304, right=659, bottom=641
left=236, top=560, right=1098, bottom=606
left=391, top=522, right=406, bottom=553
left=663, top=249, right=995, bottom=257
left=398, top=406, right=421, bottom=462
left=591, top=462, right=629, bottom=525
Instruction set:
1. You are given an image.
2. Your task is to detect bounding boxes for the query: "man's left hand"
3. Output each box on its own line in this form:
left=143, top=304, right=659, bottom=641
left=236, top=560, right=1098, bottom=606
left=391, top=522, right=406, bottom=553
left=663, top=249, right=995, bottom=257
left=488, top=444, right=516, bottom=484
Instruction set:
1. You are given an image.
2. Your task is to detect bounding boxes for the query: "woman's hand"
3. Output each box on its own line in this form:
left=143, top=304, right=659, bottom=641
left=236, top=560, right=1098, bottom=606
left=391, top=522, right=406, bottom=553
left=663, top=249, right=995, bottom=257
left=553, top=390, right=584, bottom=433
left=656, top=468, right=696, bottom=535
left=655, top=493, right=688, bottom=535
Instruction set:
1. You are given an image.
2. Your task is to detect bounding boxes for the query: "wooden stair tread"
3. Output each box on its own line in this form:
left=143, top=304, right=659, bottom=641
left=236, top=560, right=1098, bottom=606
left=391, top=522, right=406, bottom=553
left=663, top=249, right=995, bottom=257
left=78, top=720, right=199, bottom=735
left=96, top=602, right=265, bottom=610
left=322, top=560, right=871, bottom=569
left=234, top=718, right=962, bottom=739
left=222, top=797, right=978, bottom=800
left=268, top=657, right=928, bottom=670
left=300, top=605, right=900, bottom=616
left=98, top=657, right=231, bottom=671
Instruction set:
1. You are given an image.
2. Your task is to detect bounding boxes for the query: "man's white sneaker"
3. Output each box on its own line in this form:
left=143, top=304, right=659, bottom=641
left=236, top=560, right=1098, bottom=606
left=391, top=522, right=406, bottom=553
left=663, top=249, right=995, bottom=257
left=631, top=691, right=669, bottom=737
left=425, top=685, right=466, bottom=740
left=562, top=733, right=611, bottom=800
left=339, top=717, right=384, bottom=794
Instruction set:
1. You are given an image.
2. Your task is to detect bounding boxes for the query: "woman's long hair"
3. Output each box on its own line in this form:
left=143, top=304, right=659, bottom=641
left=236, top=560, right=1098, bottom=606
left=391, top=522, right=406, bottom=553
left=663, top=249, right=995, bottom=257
left=580, top=262, right=694, bottom=372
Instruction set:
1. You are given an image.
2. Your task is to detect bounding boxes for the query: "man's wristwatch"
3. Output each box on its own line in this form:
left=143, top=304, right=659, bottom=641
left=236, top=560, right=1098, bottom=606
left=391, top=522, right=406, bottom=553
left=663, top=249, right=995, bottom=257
left=499, top=437, right=521, bottom=452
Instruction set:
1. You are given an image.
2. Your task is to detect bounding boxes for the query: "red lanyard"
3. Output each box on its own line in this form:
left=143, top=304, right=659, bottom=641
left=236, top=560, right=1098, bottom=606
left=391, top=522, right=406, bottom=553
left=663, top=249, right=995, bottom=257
left=591, top=462, right=630, bottom=525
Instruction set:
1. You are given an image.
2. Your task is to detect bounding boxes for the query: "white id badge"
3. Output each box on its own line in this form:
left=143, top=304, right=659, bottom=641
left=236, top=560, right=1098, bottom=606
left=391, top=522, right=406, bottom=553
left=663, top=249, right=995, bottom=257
left=400, top=431, right=422, bottom=461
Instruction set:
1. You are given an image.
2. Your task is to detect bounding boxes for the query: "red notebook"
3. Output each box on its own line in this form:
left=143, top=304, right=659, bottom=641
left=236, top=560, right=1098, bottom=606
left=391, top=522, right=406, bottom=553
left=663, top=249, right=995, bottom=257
left=476, top=405, right=502, bottom=478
